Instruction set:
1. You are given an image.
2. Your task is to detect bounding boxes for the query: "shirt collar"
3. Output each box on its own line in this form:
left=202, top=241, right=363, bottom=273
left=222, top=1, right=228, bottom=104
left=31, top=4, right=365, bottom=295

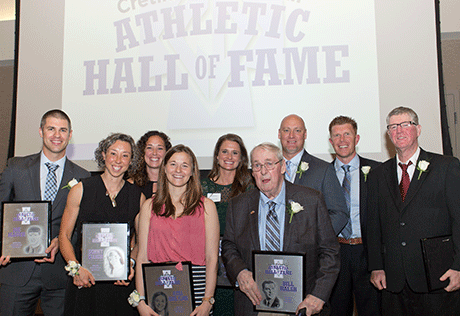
left=40, top=151, right=66, bottom=170
left=396, top=147, right=420, bottom=166
left=284, top=149, right=304, bottom=167
left=259, top=181, right=286, bottom=210
left=334, top=154, right=359, bottom=172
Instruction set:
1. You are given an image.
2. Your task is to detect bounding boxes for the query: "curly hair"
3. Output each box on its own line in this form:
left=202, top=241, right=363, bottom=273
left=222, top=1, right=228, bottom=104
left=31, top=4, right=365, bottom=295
left=132, top=131, right=172, bottom=187
left=207, top=133, right=253, bottom=198
left=152, top=145, right=203, bottom=218
left=94, top=133, right=138, bottom=178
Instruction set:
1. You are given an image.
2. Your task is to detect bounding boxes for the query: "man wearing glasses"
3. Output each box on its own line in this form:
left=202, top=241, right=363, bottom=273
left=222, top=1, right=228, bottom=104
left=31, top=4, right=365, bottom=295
left=222, top=142, right=339, bottom=316
left=367, top=106, right=460, bottom=315
left=278, top=114, right=348, bottom=235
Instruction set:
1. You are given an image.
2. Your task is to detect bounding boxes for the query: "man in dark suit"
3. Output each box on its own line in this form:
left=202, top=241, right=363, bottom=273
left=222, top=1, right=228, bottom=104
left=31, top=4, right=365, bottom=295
left=0, top=109, right=90, bottom=316
left=261, top=280, right=283, bottom=309
left=327, top=116, right=380, bottom=316
left=222, top=142, right=340, bottom=316
left=279, top=114, right=348, bottom=235
left=367, top=106, right=460, bottom=315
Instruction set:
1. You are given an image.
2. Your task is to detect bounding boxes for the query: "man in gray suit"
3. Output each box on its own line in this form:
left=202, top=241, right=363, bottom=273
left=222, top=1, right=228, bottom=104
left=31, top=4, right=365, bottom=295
left=279, top=114, right=348, bottom=235
left=0, top=109, right=90, bottom=316
left=222, top=142, right=339, bottom=316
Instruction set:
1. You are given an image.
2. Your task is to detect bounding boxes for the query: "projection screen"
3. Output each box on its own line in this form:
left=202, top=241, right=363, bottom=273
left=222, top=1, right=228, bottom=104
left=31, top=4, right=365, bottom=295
left=14, top=0, right=444, bottom=170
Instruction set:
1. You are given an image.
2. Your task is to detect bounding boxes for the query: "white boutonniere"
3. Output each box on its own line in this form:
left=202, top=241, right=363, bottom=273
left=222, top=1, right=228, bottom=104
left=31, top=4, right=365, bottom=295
left=128, top=289, right=145, bottom=307
left=61, top=178, right=79, bottom=190
left=416, top=160, right=430, bottom=180
left=286, top=200, right=304, bottom=223
left=296, top=162, right=309, bottom=179
left=361, top=166, right=371, bottom=182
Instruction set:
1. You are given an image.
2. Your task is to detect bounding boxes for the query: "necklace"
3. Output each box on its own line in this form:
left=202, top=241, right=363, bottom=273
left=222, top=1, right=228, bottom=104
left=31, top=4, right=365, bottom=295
left=106, top=192, right=118, bottom=207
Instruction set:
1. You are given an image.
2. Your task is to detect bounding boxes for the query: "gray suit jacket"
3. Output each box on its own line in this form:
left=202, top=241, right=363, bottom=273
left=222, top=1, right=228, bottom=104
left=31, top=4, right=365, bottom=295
left=222, top=181, right=340, bottom=315
left=294, top=150, right=348, bottom=235
left=0, top=152, right=90, bottom=289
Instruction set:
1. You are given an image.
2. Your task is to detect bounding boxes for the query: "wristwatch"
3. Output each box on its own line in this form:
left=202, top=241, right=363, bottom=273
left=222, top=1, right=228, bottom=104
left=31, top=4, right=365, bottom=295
left=202, top=296, right=215, bottom=305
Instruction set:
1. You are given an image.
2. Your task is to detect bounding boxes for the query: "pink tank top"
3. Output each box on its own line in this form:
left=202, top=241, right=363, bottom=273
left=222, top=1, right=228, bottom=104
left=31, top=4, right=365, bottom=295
left=147, top=198, right=206, bottom=266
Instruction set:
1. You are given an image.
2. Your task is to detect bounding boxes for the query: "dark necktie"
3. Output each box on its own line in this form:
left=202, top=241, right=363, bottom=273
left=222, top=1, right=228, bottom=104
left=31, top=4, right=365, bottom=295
left=341, top=165, right=352, bottom=239
left=265, top=201, right=280, bottom=251
left=44, top=162, right=59, bottom=202
left=399, top=161, right=412, bottom=202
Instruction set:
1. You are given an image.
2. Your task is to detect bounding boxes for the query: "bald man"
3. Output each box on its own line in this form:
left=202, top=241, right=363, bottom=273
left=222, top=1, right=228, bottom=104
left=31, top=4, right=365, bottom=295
left=279, top=114, right=348, bottom=235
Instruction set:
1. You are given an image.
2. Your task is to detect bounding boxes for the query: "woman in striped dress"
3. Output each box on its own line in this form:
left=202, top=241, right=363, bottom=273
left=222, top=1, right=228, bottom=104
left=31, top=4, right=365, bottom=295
left=135, top=145, right=219, bottom=316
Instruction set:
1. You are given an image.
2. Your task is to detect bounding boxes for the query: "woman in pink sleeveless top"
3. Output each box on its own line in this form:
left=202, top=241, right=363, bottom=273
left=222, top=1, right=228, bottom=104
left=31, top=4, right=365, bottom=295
left=135, top=145, right=219, bottom=316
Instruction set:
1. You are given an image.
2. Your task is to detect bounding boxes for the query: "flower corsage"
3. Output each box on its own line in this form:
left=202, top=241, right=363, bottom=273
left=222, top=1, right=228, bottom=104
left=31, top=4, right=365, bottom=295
left=416, top=160, right=430, bottom=180
left=361, top=166, right=371, bottom=182
left=128, top=290, right=145, bottom=307
left=65, top=260, right=81, bottom=277
left=62, top=178, right=79, bottom=190
left=286, top=201, right=304, bottom=223
left=296, top=162, right=309, bottom=179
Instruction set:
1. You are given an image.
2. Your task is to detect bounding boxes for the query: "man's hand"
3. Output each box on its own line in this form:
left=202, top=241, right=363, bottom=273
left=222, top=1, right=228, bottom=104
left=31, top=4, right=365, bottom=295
left=296, top=294, right=324, bottom=316
left=370, top=270, right=386, bottom=290
left=236, top=270, right=262, bottom=305
left=441, top=269, right=460, bottom=292
left=0, top=255, right=11, bottom=266
left=35, top=237, right=59, bottom=263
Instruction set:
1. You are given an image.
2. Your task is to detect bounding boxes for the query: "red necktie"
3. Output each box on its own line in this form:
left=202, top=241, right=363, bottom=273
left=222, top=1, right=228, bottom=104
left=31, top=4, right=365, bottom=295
left=399, top=161, right=412, bottom=202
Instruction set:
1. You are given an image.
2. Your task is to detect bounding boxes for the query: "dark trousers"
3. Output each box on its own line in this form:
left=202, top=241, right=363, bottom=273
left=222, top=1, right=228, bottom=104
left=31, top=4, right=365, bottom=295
left=0, top=265, right=65, bottom=316
left=382, top=282, right=460, bottom=316
left=330, top=244, right=381, bottom=316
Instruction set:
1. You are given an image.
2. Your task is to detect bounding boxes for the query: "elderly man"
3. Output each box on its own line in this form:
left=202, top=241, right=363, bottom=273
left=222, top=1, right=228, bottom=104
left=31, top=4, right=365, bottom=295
left=222, top=142, right=339, bottom=316
left=279, top=114, right=348, bottom=235
left=367, top=106, right=460, bottom=315
left=0, top=110, right=90, bottom=316
left=328, top=116, right=380, bottom=316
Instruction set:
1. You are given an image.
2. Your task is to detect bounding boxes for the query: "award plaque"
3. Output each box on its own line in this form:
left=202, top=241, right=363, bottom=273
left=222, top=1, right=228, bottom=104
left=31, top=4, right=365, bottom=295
left=81, top=222, right=130, bottom=281
left=1, top=201, right=51, bottom=259
left=217, top=237, right=231, bottom=287
left=253, top=251, right=306, bottom=314
left=143, top=262, right=195, bottom=315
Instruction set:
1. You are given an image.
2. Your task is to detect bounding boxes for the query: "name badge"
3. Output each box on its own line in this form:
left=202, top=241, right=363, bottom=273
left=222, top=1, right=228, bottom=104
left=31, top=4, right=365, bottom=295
left=207, top=193, right=221, bottom=202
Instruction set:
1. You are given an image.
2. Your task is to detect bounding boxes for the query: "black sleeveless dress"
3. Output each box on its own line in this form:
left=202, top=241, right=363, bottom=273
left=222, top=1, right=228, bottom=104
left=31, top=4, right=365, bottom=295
left=64, top=175, right=141, bottom=316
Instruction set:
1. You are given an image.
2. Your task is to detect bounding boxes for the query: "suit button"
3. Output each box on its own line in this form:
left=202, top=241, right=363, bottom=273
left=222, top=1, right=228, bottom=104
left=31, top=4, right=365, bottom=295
left=401, top=242, right=406, bottom=246
left=400, top=222, right=405, bottom=226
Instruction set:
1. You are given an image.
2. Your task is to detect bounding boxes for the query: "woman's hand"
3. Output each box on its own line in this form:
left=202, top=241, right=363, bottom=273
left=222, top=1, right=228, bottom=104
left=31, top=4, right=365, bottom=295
left=114, top=264, right=135, bottom=286
left=73, top=266, right=95, bottom=288
left=190, top=301, right=212, bottom=316
left=137, top=300, right=158, bottom=316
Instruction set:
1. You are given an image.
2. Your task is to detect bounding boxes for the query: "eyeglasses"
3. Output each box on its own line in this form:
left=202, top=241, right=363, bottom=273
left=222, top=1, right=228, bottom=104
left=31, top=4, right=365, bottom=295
left=386, top=121, right=417, bottom=131
left=252, top=159, right=283, bottom=172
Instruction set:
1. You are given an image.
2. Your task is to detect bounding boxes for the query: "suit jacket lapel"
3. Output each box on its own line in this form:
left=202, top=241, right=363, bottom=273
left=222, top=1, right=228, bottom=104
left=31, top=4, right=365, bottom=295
left=283, top=181, right=296, bottom=250
left=248, top=192, right=261, bottom=250
left=383, top=157, right=404, bottom=211
left=403, top=149, right=431, bottom=208
left=293, top=150, right=311, bottom=185
left=29, top=154, right=41, bottom=200
left=359, top=157, right=367, bottom=230
left=53, top=159, right=74, bottom=212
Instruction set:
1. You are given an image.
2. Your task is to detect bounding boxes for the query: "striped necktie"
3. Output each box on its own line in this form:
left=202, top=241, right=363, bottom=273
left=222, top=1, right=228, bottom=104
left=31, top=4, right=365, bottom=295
left=265, top=201, right=280, bottom=251
left=341, top=165, right=352, bottom=239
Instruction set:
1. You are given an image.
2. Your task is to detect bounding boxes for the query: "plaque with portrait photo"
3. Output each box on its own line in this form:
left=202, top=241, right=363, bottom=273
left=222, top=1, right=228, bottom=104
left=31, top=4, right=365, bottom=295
left=1, top=201, right=51, bottom=259
left=143, top=262, right=195, bottom=316
left=81, top=222, right=130, bottom=281
left=253, top=251, right=306, bottom=314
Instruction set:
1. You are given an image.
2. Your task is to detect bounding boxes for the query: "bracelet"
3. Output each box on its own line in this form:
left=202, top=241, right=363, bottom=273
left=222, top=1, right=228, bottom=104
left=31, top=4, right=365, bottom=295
left=128, top=289, right=145, bottom=307
left=64, top=261, right=81, bottom=277
left=130, top=257, right=136, bottom=269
